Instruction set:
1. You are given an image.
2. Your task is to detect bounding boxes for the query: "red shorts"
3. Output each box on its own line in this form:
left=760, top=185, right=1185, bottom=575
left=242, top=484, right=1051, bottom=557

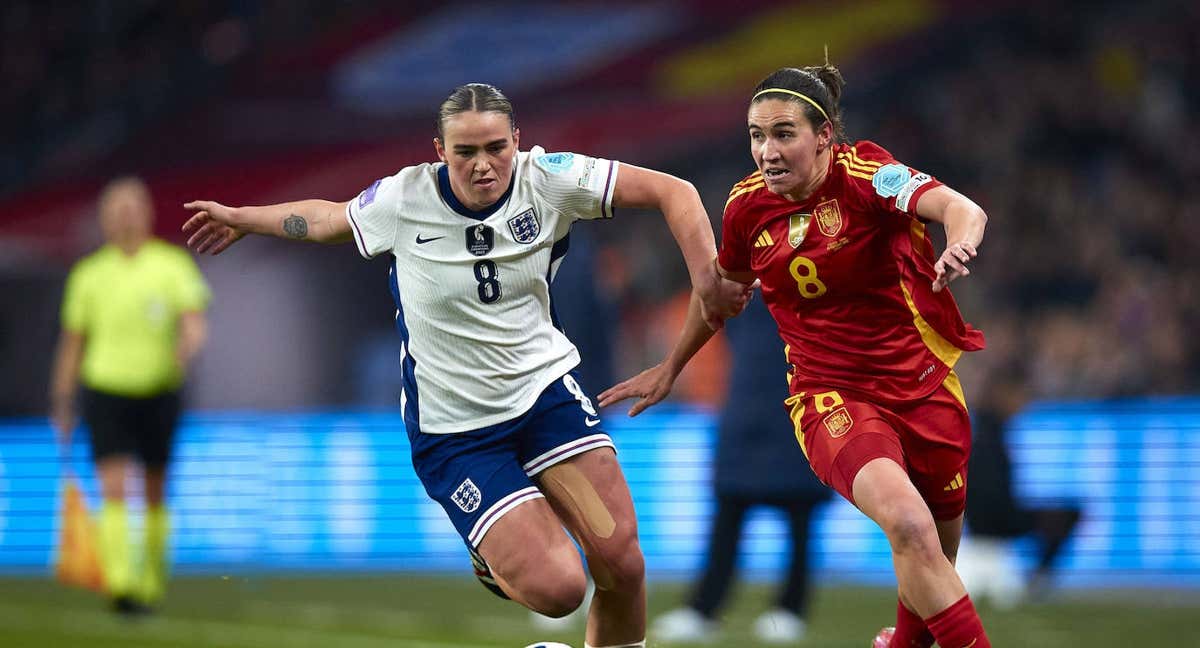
left=784, top=372, right=971, bottom=520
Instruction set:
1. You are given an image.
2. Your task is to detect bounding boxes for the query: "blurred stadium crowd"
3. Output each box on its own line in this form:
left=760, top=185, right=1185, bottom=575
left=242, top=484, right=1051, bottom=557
left=0, top=0, right=377, bottom=192
left=904, top=1, right=1200, bottom=400
left=0, top=0, right=1197, bottom=415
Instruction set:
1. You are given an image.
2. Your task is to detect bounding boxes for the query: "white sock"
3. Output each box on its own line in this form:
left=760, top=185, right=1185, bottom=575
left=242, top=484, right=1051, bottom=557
left=584, top=642, right=645, bottom=648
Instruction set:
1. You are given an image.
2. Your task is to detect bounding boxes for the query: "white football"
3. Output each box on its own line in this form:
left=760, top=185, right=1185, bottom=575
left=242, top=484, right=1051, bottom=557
left=522, top=643, right=574, bottom=648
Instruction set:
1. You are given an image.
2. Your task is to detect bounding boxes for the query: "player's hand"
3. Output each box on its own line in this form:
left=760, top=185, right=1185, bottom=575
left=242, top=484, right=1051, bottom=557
left=695, top=262, right=756, bottom=330
left=183, top=200, right=246, bottom=255
left=598, top=363, right=676, bottom=417
left=933, top=240, right=977, bottom=292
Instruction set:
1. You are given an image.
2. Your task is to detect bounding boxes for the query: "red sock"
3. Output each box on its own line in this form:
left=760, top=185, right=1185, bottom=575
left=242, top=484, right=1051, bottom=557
left=925, top=595, right=990, bottom=648
left=890, top=599, right=934, bottom=648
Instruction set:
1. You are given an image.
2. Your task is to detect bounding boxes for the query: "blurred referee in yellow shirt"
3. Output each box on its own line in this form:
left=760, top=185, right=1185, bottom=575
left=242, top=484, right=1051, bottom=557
left=49, top=176, right=210, bottom=614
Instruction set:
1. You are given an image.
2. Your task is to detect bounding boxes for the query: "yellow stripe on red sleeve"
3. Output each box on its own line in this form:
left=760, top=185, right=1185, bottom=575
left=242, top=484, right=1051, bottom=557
left=725, top=181, right=766, bottom=209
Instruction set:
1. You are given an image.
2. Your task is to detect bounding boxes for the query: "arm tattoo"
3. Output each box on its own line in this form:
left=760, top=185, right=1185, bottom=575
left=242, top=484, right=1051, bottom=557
left=283, top=214, right=308, bottom=239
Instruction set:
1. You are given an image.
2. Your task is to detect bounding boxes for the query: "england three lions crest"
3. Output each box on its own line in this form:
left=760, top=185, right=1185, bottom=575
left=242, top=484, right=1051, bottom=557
left=452, top=478, right=482, bottom=513
left=507, top=208, right=540, bottom=244
left=814, top=199, right=844, bottom=238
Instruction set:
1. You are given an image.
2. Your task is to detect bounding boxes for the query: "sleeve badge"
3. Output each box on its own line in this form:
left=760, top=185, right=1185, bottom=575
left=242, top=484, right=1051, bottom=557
left=534, top=152, right=575, bottom=174
left=871, top=163, right=912, bottom=198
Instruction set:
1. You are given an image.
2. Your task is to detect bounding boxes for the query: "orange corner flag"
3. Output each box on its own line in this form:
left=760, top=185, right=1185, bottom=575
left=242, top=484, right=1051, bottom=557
left=54, top=475, right=106, bottom=593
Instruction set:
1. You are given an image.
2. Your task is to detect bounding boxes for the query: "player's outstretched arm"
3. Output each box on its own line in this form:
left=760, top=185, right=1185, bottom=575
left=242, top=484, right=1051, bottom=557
left=914, top=185, right=988, bottom=292
left=599, top=289, right=718, bottom=416
left=182, top=199, right=352, bottom=254
left=611, top=164, right=751, bottom=329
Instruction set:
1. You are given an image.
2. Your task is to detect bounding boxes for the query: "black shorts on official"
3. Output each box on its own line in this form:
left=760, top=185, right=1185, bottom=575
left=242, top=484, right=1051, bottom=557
left=81, top=388, right=181, bottom=468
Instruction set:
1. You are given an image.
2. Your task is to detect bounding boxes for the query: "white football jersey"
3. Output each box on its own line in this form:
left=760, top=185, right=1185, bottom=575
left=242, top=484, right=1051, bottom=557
left=346, top=146, right=618, bottom=433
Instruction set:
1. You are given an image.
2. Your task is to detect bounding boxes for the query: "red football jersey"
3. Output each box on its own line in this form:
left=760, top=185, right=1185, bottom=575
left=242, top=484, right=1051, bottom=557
left=718, top=141, right=985, bottom=403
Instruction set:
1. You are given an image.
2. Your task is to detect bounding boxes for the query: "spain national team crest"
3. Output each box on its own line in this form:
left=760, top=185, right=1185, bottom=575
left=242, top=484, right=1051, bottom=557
left=814, top=199, right=843, bottom=238
left=823, top=406, right=854, bottom=439
left=506, top=208, right=540, bottom=244
left=788, top=213, right=811, bottom=248
left=452, top=478, right=482, bottom=513
left=466, top=223, right=495, bottom=257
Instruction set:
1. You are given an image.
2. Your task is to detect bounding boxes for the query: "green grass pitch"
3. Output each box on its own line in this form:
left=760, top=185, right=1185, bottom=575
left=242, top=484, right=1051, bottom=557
left=0, top=575, right=1193, bottom=647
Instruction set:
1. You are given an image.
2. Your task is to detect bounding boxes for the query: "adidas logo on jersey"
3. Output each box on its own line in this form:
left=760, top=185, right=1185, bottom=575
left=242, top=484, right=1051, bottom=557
left=943, top=472, right=965, bottom=491
left=754, top=230, right=775, bottom=248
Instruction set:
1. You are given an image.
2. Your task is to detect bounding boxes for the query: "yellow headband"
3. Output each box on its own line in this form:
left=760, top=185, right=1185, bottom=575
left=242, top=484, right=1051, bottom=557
left=752, top=88, right=830, bottom=123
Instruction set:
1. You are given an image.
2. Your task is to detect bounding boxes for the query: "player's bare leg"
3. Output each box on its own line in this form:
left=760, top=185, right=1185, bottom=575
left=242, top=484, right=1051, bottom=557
left=885, top=514, right=965, bottom=647
left=538, top=448, right=646, bottom=648
left=935, top=515, right=964, bottom=564
left=852, top=458, right=966, bottom=617
left=896, top=513, right=965, bottom=612
left=476, top=498, right=588, bottom=617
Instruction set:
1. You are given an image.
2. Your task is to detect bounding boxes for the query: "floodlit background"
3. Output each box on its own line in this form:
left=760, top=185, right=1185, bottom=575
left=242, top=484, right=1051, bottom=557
left=0, top=1, right=1197, bottom=646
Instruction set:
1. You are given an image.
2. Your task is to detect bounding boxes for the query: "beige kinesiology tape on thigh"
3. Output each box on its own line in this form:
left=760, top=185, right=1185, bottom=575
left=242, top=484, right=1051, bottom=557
left=541, top=463, right=616, bottom=539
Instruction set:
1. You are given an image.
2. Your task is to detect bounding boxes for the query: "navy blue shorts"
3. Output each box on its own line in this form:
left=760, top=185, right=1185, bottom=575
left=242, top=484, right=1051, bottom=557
left=408, top=372, right=613, bottom=549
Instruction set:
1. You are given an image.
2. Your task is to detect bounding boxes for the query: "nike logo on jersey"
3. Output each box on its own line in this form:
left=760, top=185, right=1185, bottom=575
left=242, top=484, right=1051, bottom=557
left=585, top=417, right=601, bottom=427
left=416, top=234, right=445, bottom=244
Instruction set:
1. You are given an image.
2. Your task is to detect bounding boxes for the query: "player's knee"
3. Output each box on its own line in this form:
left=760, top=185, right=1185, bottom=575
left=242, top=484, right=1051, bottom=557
left=881, top=505, right=940, bottom=559
left=609, top=545, right=646, bottom=592
left=588, top=537, right=645, bottom=593
left=524, top=564, right=588, bottom=618
left=496, top=542, right=586, bottom=617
